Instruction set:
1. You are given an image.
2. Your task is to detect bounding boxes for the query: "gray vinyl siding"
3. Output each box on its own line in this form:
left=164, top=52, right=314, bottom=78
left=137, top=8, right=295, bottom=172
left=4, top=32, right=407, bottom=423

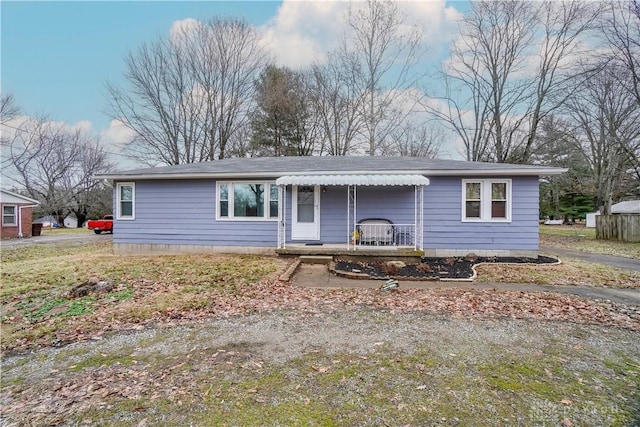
left=423, top=176, right=539, bottom=251
left=114, top=175, right=539, bottom=252
left=113, top=179, right=277, bottom=247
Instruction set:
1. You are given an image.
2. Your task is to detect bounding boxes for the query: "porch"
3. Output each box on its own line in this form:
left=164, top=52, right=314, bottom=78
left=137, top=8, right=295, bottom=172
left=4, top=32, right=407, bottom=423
left=275, top=243, right=424, bottom=258
left=275, top=174, right=429, bottom=253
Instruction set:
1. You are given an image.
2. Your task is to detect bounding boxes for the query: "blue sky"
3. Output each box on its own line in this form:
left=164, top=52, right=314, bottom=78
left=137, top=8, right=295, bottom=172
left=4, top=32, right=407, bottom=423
left=2, top=1, right=282, bottom=129
left=2, top=1, right=464, bottom=154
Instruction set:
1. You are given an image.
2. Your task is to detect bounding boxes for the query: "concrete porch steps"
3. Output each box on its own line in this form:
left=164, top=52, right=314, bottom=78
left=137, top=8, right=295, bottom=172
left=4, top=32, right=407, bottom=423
left=299, top=255, right=334, bottom=265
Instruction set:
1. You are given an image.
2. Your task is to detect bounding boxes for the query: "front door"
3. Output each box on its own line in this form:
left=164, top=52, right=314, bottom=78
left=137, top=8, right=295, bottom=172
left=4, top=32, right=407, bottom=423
left=292, top=185, right=320, bottom=240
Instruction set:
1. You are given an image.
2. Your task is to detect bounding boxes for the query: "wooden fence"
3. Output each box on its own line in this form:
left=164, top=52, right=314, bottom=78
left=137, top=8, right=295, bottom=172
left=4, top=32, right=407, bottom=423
left=596, top=214, right=640, bottom=242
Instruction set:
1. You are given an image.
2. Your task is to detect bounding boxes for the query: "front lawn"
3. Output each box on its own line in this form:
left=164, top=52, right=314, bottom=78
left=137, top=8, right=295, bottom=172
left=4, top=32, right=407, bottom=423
left=1, top=240, right=638, bottom=355
left=2, top=240, right=639, bottom=426
left=1, top=241, right=287, bottom=352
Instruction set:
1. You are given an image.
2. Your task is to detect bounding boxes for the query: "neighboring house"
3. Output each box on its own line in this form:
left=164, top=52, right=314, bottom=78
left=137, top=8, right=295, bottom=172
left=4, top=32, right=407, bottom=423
left=0, top=189, right=40, bottom=239
left=33, top=215, right=60, bottom=228
left=611, top=200, right=640, bottom=215
left=99, top=156, right=566, bottom=257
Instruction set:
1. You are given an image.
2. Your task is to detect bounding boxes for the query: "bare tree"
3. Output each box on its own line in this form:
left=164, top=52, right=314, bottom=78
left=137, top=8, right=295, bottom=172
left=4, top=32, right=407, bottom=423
left=107, top=35, right=209, bottom=165
left=226, top=121, right=257, bottom=158
left=424, top=0, right=599, bottom=163
left=0, top=94, right=19, bottom=125
left=105, top=35, right=208, bottom=166
left=106, top=17, right=266, bottom=165
left=563, top=63, right=640, bottom=214
left=345, top=0, right=424, bottom=155
left=380, top=122, right=442, bottom=158
left=522, top=1, right=601, bottom=162
left=308, top=52, right=366, bottom=156
left=189, top=17, right=268, bottom=160
left=4, top=117, right=111, bottom=223
left=602, top=0, right=640, bottom=106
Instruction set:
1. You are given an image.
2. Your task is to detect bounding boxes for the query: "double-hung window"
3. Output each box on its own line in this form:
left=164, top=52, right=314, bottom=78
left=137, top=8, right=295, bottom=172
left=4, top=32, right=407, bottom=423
left=462, top=179, right=511, bottom=222
left=2, top=205, right=17, bottom=226
left=217, top=182, right=278, bottom=220
left=117, top=183, right=135, bottom=220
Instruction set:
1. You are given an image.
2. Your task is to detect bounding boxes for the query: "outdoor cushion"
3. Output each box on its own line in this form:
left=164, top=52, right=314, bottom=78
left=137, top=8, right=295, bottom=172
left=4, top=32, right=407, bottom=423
left=357, top=218, right=394, bottom=245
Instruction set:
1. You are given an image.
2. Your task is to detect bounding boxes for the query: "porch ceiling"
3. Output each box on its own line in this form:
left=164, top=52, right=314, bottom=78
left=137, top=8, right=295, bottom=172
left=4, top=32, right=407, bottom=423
left=275, top=174, right=429, bottom=186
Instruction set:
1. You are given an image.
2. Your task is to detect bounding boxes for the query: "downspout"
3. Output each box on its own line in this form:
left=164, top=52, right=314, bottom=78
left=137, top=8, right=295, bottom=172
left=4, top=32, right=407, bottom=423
left=18, top=205, right=39, bottom=238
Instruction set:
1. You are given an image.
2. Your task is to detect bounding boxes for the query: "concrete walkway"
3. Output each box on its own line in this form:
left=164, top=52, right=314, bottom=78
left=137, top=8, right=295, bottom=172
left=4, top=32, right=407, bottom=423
left=540, top=245, right=640, bottom=272
left=293, top=264, right=640, bottom=306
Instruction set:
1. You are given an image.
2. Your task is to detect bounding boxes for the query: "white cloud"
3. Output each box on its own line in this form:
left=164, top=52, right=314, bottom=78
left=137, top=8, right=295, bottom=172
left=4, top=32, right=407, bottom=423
left=99, top=119, right=136, bottom=151
left=169, top=18, right=202, bottom=44
left=258, top=0, right=463, bottom=69
left=70, top=120, right=93, bottom=133
left=1, top=116, right=96, bottom=141
left=258, top=1, right=348, bottom=68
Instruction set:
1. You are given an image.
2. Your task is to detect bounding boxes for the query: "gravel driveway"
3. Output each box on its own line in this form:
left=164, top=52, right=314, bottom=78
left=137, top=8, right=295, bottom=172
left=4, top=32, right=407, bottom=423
left=2, top=309, right=639, bottom=426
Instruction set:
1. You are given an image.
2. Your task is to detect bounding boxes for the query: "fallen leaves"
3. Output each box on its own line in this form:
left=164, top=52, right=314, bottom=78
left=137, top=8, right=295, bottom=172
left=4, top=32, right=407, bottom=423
left=2, top=254, right=639, bottom=358
left=540, top=232, right=640, bottom=260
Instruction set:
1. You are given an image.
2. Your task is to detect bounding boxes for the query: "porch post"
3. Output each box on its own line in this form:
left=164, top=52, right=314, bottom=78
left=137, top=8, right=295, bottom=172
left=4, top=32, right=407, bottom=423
left=414, top=185, right=424, bottom=251
left=278, top=185, right=286, bottom=249
left=347, top=185, right=351, bottom=249
left=347, top=185, right=357, bottom=250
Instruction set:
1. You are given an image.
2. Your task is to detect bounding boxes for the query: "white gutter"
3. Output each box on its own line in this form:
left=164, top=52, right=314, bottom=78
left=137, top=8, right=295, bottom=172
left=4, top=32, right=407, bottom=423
left=18, top=204, right=39, bottom=238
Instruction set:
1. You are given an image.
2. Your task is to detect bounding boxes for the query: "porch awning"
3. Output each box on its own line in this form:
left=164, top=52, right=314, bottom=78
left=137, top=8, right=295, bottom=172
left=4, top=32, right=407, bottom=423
left=275, top=174, right=429, bottom=186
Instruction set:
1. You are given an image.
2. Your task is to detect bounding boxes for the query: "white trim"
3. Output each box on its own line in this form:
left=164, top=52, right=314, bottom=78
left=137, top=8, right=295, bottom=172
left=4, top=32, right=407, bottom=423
left=461, top=179, right=512, bottom=223
left=277, top=185, right=286, bottom=249
left=18, top=204, right=39, bottom=237
left=292, top=185, right=320, bottom=240
left=0, top=189, right=40, bottom=205
left=216, top=181, right=279, bottom=221
left=276, top=174, right=429, bottom=186
left=2, top=204, right=18, bottom=226
left=116, top=182, right=135, bottom=220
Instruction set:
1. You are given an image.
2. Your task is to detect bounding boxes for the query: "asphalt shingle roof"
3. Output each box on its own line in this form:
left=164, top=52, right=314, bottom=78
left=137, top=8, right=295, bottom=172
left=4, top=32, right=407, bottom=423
left=100, top=156, right=565, bottom=180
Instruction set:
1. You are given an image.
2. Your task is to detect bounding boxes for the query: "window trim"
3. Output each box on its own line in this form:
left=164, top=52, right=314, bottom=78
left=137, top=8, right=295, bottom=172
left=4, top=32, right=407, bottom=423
left=116, top=182, right=135, bottom=220
left=216, top=181, right=279, bottom=221
left=461, top=179, right=512, bottom=223
left=2, top=205, right=17, bottom=227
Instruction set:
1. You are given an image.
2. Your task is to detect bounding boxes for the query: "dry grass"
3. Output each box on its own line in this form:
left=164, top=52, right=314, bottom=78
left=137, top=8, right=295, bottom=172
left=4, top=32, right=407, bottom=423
left=476, top=259, right=640, bottom=288
left=2, top=240, right=639, bottom=426
left=540, top=225, right=640, bottom=259
left=2, top=237, right=638, bottom=353
left=1, top=241, right=288, bottom=352
left=39, top=227, right=91, bottom=236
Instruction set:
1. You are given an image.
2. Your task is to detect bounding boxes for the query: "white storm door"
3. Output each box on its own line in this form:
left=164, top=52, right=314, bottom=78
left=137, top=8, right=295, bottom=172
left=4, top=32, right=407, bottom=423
left=292, top=185, right=320, bottom=240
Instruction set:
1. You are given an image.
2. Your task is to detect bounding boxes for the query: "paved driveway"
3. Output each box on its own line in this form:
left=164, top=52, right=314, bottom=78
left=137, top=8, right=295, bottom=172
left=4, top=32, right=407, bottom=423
left=0, top=233, right=112, bottom=248
left=293, top=264, right=640, bottom=306
left=540, top=245, right=640, bottom=272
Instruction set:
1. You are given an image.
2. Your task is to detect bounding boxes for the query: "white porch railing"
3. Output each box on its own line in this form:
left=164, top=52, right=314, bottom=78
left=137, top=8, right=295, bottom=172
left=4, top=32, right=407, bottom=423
left=355, top=223, right=416, bottom=248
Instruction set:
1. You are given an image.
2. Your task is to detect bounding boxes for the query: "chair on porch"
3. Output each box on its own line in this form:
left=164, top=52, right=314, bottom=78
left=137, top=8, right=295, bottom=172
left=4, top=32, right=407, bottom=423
left=357, top=218, right=394, bottom=246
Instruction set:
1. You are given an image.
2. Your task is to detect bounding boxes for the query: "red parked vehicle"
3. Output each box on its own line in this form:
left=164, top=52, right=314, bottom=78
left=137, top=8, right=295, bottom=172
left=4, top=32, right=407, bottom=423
left=87, top=215, right=114, bottom=234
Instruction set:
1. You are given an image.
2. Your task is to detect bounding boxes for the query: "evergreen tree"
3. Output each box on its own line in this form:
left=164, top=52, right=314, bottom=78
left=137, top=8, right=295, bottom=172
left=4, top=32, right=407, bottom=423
left=250, top=66, right=317, bottom=156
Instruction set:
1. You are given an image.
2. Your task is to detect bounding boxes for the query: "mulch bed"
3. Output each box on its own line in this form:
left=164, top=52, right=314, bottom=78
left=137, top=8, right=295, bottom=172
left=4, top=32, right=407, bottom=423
left=334, top=255, right=560, bottom=280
